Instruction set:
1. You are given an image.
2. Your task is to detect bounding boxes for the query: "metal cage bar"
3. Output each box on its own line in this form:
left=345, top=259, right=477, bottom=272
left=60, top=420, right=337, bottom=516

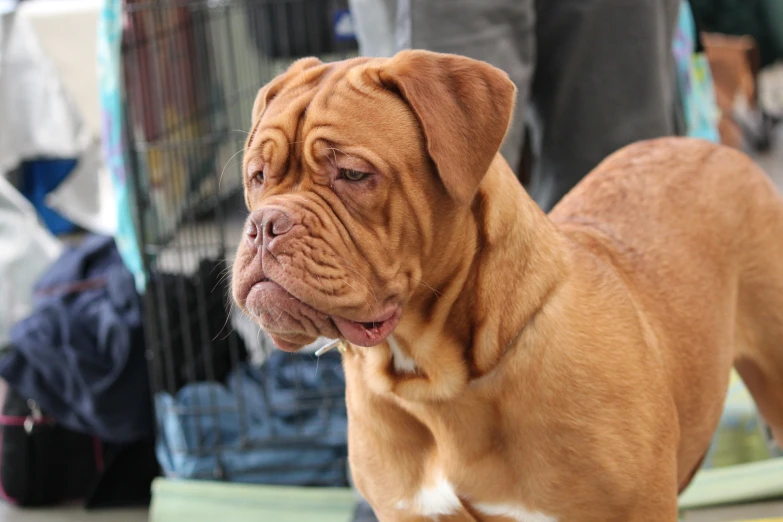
left=122, top=0, right=357, bottom=484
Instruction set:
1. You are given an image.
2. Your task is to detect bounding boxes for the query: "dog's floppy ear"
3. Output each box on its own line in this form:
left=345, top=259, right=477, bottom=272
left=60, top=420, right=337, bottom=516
left=246, top=57, right=323, bottom=147
left=378, top=50, right=516, bottom=204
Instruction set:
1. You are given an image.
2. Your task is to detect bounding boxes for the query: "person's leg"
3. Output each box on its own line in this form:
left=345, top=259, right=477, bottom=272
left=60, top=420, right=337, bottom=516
left=530, top=0, right=682, bottom=212
left=391, top=0, right=535, bottom=176
left=347, top=0, right=398, bottom=57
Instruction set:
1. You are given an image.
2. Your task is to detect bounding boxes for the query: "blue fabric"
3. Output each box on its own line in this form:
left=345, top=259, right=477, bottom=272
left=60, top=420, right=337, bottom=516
left=0, top=235, right=152, bottom=443
left=155, top=352, right=348, bottom=486
left=19, top=159, right=78, bottom=236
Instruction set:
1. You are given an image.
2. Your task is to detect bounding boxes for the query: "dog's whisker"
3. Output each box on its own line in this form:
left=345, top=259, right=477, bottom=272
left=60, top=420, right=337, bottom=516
left=325, top=150, right=337, bottom=168
left=214, top=270, right=233, bottom=294
left=218, top=325, right=237, bottom=342
left=327, top=146, right=356, bottom=160
left=214, top=299, right=237, bottom=343
left=342, top=279, right=376, bottom=318
left=218, top=147, right=247, bottom=190
left=210, top=263, right=231, bottom=277
left=215, top=271, right=234, bottom=290
left=339, top=260, right=380, bottom=306
left=272, top=309, right=284, bottom=330
left=419, top=280, right=443, bottom=298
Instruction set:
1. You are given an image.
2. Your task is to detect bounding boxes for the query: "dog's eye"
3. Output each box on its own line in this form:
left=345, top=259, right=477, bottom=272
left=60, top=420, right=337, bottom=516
left=251, top=170, right=264, bottom=185
left=339, top=168, right=369, bottom=182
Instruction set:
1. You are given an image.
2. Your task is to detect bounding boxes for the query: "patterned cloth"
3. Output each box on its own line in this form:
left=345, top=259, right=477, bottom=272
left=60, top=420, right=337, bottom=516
left=673, top=0, right=722, bottom=143
left=97, top=0, right=145, bottom=291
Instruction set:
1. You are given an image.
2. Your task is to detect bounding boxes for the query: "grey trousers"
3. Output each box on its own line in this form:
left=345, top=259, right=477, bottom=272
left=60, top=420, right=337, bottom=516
left=348, top=0, right=682, bottom=211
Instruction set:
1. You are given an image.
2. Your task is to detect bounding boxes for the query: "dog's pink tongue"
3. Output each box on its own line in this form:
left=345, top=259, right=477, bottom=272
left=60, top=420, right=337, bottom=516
left=332, top=310, right=401, bottom=347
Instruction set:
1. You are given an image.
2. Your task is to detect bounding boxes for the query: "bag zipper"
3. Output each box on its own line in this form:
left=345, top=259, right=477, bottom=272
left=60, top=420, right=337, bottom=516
left=0, top=400, right=55, bottom=434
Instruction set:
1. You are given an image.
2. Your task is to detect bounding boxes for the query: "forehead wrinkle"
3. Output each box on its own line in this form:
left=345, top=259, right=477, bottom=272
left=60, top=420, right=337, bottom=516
left=309, top=70, right=417, bottom=150
left=247, top=90, right=316, bottom=178
left=270, top=62, right=330, bottom=113
left=247, top=62, right=329, bottom=149
left=297, top=68, right=346, bottom=124
left=265, top=90, right=313, bottom=140
left=308, top=59, right=373, bottom=114
left=344, top=60, right=395, bottom=101
left=300, top=61, right=411, bottom=171
left=259, top=65, right=348, bottom=174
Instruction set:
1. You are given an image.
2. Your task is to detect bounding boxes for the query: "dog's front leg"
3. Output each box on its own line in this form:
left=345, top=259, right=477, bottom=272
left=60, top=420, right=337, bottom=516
left=624, top=488, right=679, bottom=522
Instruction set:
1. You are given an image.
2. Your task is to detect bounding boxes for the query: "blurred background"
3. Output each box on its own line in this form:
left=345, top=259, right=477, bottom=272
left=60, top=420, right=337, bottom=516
left=0, top=0, right=781, bottom=521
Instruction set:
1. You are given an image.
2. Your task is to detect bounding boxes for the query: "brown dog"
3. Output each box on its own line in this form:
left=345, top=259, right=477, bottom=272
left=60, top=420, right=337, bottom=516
left=232, top=50, right=783, bottom=521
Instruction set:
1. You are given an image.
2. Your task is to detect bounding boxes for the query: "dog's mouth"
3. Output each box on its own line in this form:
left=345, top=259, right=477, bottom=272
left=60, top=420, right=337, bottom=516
left=245, top=276, right=401, bottom=349
left=331, top=308, right=402, bottom=348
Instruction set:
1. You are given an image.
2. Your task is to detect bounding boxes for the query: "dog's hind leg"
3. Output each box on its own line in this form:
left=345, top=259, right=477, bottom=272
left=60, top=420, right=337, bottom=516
left=734, top=352, right=783, bottom=448
left=734, top=239, right=783, bottom=449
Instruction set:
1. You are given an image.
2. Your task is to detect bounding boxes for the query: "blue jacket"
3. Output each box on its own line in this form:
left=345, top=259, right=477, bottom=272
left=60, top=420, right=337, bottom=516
left=0, top=235, right=152, bottom=443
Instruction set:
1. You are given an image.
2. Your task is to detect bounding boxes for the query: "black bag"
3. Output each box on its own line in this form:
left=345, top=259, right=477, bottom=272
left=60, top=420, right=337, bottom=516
left=0, top=381, right=100, bottom=506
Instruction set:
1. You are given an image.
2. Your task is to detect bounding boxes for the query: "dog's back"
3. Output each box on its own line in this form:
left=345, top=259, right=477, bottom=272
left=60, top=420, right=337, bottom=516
left=549, top=137, right=783, bottom=487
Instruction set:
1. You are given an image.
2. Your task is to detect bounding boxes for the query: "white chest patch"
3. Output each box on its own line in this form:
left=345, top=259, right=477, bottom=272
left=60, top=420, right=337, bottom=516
left=474, top=503, right=558, bottom=522
left=388, top=335, right=418, bottom=374
left=396, top=474, right=461, bottom=518
left=396, top=474, right=557, bottom=522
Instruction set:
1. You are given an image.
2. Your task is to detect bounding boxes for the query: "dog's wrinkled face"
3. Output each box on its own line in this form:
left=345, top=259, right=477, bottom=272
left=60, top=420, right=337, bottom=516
left=232, top=51, right=515, bottom=352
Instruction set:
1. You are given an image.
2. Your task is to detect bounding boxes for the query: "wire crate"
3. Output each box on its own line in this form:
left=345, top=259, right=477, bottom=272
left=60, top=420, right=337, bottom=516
left=121, top=0, right=357, bottom=485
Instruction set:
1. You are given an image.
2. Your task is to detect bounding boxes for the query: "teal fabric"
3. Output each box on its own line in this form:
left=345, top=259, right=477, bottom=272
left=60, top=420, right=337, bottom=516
left=674, top=0, right=721, bottom=142
left=97, top=0, right=146, bottom=291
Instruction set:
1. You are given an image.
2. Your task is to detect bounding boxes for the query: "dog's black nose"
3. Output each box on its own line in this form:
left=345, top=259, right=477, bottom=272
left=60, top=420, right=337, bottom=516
left=246, top=208, right=294, bottom=250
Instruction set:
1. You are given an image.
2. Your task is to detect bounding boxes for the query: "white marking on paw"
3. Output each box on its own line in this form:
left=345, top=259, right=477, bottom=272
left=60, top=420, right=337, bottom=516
left=389, top=335, right=417, bottom=374
left=396, top=472, right=460, bottom=519
left=475, top=502, right=558, bottom=522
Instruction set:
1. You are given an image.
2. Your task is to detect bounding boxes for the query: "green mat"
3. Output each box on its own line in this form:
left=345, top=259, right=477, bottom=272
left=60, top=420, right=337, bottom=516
left=149, top=479, right=357, bottom=522
left=679, top=457, right=783, bottom=510
left=149, top=456, right=783, bottom=521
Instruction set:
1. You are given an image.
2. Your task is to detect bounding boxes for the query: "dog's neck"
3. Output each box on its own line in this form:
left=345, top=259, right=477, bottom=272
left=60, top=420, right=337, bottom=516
left=354, top=157, right=569, bottom=402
